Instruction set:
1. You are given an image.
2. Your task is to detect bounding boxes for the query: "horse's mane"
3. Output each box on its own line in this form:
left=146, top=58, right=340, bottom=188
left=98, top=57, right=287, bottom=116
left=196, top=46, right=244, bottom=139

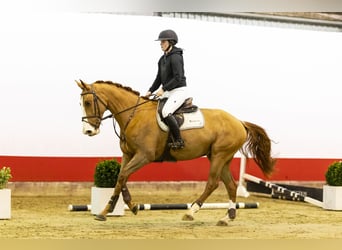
left=94, top=80, right=144, bottom=97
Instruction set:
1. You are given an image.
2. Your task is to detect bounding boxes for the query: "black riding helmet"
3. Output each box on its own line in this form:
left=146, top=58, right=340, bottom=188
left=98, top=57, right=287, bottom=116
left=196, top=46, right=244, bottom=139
left=155, top=29, right=178, bottom=45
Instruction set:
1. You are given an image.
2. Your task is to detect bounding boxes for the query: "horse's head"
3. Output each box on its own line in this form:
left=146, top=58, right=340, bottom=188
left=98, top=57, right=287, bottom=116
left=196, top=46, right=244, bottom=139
left=76, top=80, right=107, bottom=136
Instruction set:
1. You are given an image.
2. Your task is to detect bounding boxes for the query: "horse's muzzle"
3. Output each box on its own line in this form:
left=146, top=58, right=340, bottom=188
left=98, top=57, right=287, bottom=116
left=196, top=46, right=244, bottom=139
left=82, top=122, right=100, bottom=136
left=84, top=129, right=99, bottom=136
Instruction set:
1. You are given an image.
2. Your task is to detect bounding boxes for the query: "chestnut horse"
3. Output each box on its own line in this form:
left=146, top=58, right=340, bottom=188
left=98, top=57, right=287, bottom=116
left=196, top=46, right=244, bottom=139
left=76, top=80, right=275, bottom=226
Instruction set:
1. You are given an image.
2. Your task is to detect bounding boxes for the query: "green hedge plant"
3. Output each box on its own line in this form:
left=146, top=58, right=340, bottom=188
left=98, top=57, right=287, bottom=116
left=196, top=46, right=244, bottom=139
left=94, top=159, right=121, bottom=188
left=325, top=161, right=342, bottom=186
left=0, top=166, right=12, bottom=189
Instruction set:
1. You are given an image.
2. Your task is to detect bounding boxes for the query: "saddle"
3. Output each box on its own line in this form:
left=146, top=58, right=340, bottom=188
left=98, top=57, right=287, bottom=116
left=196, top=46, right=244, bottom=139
left=157, top=97, right=200, bottom=128
left=155, top=97, right=204, bottom=162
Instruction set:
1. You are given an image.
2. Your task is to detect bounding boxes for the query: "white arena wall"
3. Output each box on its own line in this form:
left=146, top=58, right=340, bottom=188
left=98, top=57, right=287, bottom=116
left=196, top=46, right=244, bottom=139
left=0, top=13, right=341, bottom=182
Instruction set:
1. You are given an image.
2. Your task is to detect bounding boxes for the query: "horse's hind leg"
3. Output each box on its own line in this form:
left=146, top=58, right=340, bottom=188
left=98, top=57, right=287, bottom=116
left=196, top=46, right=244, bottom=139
left=182, top=175, right=220, bottom=221
left=182, top=154, right=228, bottom=221
left=216, top=160, right=237, bottom=226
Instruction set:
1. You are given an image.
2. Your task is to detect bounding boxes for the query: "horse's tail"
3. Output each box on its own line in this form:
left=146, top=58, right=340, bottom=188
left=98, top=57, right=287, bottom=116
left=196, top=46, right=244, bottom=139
left=240, top=121, right=276, bottom=177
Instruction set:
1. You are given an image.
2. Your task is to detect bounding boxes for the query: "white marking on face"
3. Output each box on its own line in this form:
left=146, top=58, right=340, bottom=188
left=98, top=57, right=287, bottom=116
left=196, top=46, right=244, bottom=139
left=80, top=96, right=100, bottom=136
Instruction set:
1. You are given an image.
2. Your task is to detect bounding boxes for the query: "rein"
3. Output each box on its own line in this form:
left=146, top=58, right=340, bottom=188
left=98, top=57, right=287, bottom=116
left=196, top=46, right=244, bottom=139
left=81, top=88, right=153, bottom=141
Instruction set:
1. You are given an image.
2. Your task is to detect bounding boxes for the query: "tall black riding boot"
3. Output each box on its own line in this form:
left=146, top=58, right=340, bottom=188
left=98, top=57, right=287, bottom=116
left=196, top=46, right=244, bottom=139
left=164, top=114, right=185, bottom=149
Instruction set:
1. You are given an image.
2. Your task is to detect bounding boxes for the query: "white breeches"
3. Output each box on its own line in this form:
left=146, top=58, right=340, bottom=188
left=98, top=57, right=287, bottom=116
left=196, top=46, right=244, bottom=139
left=161, top=87, right=189, bottom=118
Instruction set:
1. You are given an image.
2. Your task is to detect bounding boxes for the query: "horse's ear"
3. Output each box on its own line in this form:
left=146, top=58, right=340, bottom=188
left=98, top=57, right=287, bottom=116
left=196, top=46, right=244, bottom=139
left=75, top=79, right=90, bottom=90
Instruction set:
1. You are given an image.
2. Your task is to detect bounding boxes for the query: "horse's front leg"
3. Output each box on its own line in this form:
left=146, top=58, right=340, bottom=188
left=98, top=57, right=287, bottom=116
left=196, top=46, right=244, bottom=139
left=121, top=184, right=139, bottom=215
left=94, top=154, right=130, bottom=221
left=95, top=184, right=122, bottom=221
left=95, top=153, right=149, bottom=221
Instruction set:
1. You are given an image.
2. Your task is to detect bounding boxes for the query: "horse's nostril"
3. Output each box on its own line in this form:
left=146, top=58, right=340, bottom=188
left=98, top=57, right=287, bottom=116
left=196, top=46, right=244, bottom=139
left=85, top=130, right=93, bottom=135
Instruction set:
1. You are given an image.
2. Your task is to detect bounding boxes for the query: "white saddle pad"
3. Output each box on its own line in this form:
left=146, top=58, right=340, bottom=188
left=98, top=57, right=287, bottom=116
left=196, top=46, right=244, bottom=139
left=156, top=110, right=205, bottom=132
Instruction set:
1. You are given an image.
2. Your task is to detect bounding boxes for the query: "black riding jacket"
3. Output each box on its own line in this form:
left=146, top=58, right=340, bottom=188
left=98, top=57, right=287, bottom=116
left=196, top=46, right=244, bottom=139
left=149, top=46, right=187, bottom=93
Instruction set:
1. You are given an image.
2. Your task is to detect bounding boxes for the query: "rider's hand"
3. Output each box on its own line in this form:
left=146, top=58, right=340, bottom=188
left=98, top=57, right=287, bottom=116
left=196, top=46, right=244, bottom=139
left=156, top=89, right=164, bottom=97
left=145, top=91, right=152, bottom=97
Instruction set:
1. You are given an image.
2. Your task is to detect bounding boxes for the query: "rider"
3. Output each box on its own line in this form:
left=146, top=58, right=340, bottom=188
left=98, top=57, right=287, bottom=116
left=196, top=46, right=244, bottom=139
left=145, top=29, right=188, bottom=150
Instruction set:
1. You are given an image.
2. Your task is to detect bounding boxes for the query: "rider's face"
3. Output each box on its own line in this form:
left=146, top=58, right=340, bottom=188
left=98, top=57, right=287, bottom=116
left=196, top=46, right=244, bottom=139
left=160, top=40, right=170, bottom=52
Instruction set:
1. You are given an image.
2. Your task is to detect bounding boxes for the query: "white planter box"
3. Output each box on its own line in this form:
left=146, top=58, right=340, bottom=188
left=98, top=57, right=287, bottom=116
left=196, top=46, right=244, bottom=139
left=91, top=187, right=125, bottom=216
left=0, top=189, right=11, bottom=219
left=323, top=185, right=342, bottom=210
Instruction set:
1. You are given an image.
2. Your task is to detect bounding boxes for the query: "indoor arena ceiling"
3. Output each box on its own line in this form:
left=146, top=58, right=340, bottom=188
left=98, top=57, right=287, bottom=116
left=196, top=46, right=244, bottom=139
left=228, top=12, right=342, bottom=22
left=232, top=12, right=342, bottom=24
left=155, top=12, right=342, bottom=31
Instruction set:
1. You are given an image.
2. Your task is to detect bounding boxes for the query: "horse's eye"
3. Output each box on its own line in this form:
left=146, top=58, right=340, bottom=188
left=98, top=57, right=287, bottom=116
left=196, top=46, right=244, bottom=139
left=84, top=101, right=91, bottom=107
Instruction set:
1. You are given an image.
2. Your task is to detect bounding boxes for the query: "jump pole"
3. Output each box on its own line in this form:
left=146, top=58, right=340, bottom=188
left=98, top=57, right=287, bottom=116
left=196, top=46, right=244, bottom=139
left=135, top=202, right=259, bottom=210
left=68, top=205, right=91, bottom=211
left=243, top=173, right=323, bottom=208
left=68, top=202, right=259, bottom=212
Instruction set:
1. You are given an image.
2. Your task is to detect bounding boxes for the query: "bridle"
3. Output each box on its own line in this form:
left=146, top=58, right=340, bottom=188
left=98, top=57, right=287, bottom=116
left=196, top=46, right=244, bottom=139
left=81, top=89, right=108, bottom=129
left=80, top=87, right=153, bottom=140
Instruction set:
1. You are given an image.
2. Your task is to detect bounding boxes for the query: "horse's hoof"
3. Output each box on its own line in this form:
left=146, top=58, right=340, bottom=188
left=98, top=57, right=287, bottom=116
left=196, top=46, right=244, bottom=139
left=228, top=208, right=236, bottom=220
left=216, top=219, right=229, bottom=226
left=131, top=204, right=139, bottom=215
left=182, top=213, right=194, bottom=221
left=95, top=214, right=107, bottom=221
